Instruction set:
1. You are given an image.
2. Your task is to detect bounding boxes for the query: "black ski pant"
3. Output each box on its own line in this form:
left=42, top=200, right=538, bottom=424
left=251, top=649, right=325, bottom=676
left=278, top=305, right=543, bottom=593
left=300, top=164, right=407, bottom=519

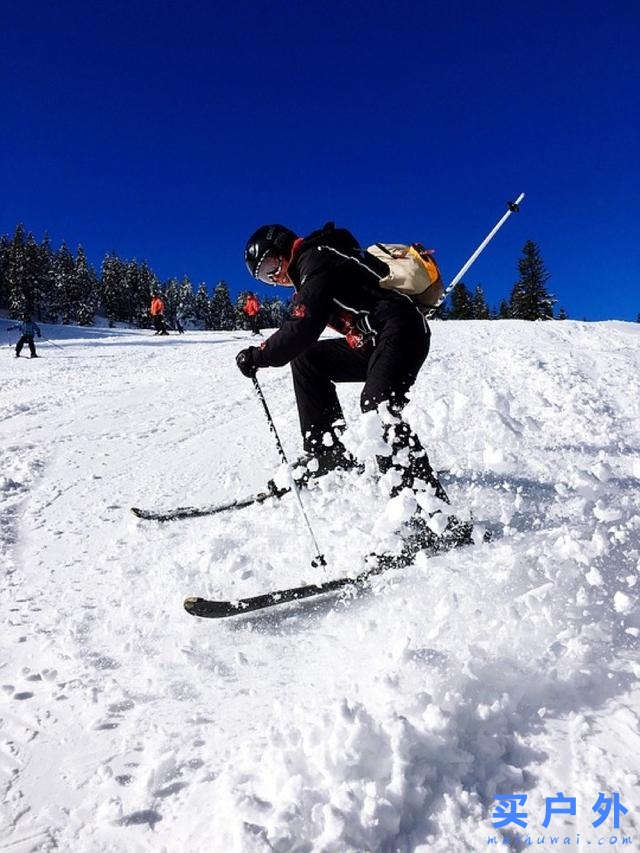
left=153, top=315, right=168, bottom=334
left=16, top=335, right=37, bottom=357
left=290, top=312, right=447, bottom=499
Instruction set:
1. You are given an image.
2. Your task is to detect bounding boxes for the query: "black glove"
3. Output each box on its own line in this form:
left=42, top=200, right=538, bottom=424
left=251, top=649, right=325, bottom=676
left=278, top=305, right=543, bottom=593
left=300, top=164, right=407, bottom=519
left=236, top=347, right=259, bottom=378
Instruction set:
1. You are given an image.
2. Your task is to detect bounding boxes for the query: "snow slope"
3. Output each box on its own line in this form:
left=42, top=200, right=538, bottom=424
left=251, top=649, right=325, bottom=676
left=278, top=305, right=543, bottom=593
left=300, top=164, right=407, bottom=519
left=1, top=318, right=639, bottom=852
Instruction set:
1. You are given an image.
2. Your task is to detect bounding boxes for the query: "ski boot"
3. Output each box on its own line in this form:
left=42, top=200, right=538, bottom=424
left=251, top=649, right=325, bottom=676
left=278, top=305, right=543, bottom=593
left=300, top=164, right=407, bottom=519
left=404, top=511, right=475, bottom=556
left=292, top=444, right=362, bottom=486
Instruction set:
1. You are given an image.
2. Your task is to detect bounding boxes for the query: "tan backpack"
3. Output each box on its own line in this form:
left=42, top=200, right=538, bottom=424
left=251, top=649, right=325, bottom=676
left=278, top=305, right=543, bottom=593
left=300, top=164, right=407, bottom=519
left=366, top=242, right=444, bottom=311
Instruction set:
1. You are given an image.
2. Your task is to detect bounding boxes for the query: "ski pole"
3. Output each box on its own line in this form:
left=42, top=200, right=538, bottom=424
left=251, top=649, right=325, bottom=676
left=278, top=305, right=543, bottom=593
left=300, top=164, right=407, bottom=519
left=41, top=335, right=66, bottom=352
left=251, top=375, right=327, bottom=568
left=427, top=192, right=525, bottom=318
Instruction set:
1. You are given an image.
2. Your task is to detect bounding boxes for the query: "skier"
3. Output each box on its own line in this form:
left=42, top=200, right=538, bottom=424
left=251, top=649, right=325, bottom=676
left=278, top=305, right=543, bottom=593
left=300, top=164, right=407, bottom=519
left=243, top=293, right=262, bottom=335
left=150, top=293, right=169, bottom=335
left=238, top=222, right=448, bottom=502
left=8, top=314, right=41, bottom=358
left=175, top=310, right=186, bottom=334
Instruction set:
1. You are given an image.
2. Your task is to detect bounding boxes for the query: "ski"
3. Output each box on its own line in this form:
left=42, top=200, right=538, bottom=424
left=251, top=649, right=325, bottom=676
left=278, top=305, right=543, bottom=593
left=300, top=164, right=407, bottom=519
left=184, top=522, right=476, bottom=619
left=130, top=465, right=361, bottom=522
left=131, top=480, right=291, bottom=522
left=183, top=554, right=399, bottom=619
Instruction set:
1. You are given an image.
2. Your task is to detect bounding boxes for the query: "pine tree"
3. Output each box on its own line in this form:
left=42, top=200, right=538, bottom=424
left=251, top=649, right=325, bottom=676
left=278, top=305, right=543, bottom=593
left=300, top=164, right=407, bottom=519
left=123, top=261, right=141, bottom=325
left=263, top=296, right=288, bottom=328
left=7, top=224, right=28, bottom=317
left=556, top=306, right=568, bottom=320
left=472, top=285, right=490, bottom=319
left=163, top=278, right=180, bottom=328
left=138, top=262, right=158, bottom=326
left=496, top=299, right=512, bottom=319
left=194, top=283, right=211, bottom=329
left=432, top=301, right=449, bottom=320
left=0, top=235, right=9, bottom=310
left=510, top=241, right=555, bottom=320
left=257, top=298, right=269, bottom=331
left=177, top=276, right=195, bottom=327
left=22, top=232, right=42, bottom=318
left=74, top=245, right=98, bottom=325
left=210, top=281, right=236, bottom=330
left=37, top=233, right=55, bottom=322
left=235, top=290, right=252, bottom=330
left=448, top=282, right=474, bottom=319
left=101, top=253, right=125, bottom=326
left=54, top=243, right=77, bottom=323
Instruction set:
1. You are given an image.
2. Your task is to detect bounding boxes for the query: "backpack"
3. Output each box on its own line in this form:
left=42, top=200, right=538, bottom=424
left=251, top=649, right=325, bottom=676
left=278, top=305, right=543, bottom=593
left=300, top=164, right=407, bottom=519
left=366, top=242, right=444, bottom=311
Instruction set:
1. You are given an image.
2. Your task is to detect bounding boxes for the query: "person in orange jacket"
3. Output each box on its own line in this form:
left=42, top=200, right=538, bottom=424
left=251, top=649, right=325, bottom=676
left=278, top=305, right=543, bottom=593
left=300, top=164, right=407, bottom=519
left=243, top=293, right=262, bottom=336
left=150, top=293, right=169, bottom=335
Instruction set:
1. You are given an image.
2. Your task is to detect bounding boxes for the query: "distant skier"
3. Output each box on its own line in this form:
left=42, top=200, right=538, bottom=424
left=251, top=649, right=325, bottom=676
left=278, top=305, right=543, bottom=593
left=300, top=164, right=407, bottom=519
left=175, top=312, right=186, bottom=334
left=8, top=314, right=41, bottom=358
left=237, top=222, right=448, bottom=502
left=243, top=293, right=262, bottom=336
left=150, top=293, right=169, bottom=335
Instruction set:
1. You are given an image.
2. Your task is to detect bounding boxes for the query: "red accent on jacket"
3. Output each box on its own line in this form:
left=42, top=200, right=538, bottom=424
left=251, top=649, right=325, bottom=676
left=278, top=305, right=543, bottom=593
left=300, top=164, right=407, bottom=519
left=291, top=303, right=307, bottom=319
left=290, top=237, right=304, bottom=260
left=345, top=329, right=365, bottom=349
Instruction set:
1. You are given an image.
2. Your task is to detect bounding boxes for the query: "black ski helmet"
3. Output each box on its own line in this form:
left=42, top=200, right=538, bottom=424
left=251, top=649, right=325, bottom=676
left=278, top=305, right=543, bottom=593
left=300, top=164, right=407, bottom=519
left=244, top=224, right=297, bottom=283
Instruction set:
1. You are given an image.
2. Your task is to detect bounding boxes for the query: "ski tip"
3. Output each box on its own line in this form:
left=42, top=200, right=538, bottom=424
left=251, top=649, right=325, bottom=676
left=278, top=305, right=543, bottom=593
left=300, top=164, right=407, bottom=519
left=184, top=596, right=238, bottom=619
left=184, top=596, right=223, bottom=618
left=131, top=506, right=162, bottom=521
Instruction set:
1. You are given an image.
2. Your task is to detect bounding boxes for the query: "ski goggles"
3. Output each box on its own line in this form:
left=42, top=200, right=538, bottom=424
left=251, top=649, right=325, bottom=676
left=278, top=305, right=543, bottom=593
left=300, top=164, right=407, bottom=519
left=254, top=252, right=284, bottom=284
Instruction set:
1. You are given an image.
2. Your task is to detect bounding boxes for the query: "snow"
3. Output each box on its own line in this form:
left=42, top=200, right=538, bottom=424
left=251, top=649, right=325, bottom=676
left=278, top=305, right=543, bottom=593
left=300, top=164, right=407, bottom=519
left=1, top=317, right=639, bottom=851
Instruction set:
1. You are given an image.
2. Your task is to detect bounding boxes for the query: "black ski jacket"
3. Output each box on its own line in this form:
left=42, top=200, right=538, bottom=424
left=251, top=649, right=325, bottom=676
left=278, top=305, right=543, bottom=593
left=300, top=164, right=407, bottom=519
left=254, top=222, right=426, bottom=368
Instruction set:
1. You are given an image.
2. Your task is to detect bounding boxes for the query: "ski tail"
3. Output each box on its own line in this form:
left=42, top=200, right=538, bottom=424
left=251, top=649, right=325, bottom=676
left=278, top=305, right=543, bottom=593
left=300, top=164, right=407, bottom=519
left=131, top=481, right=291, bottom=522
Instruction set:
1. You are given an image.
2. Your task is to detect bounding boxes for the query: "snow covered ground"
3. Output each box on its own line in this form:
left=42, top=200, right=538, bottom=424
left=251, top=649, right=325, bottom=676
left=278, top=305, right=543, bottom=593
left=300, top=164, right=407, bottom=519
left=1, top=318, right=639, bottom=852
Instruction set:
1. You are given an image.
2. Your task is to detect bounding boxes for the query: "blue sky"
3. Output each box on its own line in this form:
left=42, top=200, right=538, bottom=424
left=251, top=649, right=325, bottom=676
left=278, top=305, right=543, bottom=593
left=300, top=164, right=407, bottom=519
left=1, top=0, right=638, bottom=319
